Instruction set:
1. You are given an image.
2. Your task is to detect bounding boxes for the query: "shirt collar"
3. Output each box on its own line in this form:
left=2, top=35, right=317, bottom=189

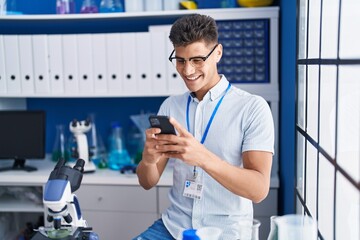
left=208, top=75, right=229, bottom=101
left=189, top=75, right=230, bottom=102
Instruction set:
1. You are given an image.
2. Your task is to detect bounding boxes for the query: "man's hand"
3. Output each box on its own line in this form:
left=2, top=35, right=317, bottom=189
left=141, top=127, right=164, bottom=166
left=153, top=117, right=209, bottom=168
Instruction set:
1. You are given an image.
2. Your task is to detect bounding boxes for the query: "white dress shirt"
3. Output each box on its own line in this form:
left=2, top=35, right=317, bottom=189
left=159, top=75, right=274, bottom=240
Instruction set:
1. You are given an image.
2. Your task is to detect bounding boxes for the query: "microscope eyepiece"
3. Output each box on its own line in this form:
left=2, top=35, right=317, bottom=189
left=84, top=118, right=91, bottom=126
left=54, top=158, right=66, bottom=170
left=74, top=159, right=85, bottom=172
left=71, top=119, right=77, bottom=127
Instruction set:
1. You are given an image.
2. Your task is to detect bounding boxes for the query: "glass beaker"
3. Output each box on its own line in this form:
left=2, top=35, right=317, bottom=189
left=52, top=124, right=69, bottom=162
left=267, top=215, right=278, bottom=240
left=274, top=214, right=317, bottom=240
left=236, top=218, right=261, bottom=240
left=251, top=219, right=261, bottom=240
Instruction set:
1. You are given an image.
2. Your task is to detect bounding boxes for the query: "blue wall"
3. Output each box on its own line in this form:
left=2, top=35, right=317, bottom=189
left=27, top=97, right=166, bottom=153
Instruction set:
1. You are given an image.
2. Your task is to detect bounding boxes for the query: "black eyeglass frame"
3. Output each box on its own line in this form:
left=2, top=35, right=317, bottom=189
left=168, top=44, right=219, bottom=67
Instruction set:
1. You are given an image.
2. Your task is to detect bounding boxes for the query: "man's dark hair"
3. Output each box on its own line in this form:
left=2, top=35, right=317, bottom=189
left=169, top=14, right=218, bottom=47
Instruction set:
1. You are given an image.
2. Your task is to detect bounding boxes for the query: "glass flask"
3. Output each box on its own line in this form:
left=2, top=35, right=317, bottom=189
left=87, top=113, right=107, bottom=169
left=52, top=124, right=69, bottom=162
left=80, top=0, right=98, bottom=13
left=107, top=122, right=131, bottom=170
left=100, top=0, right=124, bottom=13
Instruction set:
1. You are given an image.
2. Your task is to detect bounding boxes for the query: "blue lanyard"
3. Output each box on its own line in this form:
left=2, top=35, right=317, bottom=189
left=186, top=83, right=231, bottom=144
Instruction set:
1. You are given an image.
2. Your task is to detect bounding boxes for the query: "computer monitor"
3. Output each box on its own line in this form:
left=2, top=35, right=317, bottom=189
left=0, top=110, right=46, bottom=172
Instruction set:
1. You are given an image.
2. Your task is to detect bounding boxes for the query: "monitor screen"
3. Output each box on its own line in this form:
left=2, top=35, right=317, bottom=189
left=0, top=110, right=45, bottom=172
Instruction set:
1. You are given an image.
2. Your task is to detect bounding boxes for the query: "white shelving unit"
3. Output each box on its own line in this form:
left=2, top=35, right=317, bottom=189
left=0, top=7, right=278, bottom=98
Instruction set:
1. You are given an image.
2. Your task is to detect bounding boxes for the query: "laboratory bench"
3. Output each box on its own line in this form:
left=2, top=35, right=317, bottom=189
left=0, top=158, right=278, bottom=239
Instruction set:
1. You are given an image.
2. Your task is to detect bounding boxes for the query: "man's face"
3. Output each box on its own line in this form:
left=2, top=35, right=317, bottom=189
left=173, top=41, right=222, bottom=100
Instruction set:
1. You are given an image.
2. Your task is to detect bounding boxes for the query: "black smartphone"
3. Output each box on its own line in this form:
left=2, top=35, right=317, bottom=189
left=148, top=115, right=176, bottom=135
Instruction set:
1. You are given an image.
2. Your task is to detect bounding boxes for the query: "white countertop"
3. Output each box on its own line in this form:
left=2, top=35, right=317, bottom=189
left=0, top=158, right=279, bottom=188
left=0, top=158, right=173, bottom=186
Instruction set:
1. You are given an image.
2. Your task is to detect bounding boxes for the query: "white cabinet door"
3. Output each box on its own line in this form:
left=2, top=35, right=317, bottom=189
left=83, top=210, right=157, bottom=239
left=76, top=185, right=158, bottom=239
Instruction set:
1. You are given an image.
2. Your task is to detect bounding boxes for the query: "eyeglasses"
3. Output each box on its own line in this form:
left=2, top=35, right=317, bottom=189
left=168, top=44, right=219, bottom=68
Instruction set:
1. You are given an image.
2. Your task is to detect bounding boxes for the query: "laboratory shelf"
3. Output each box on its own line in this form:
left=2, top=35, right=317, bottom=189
left=0, top=7, right=279, bottom=34
left=0, top=7, right=279, bottom=20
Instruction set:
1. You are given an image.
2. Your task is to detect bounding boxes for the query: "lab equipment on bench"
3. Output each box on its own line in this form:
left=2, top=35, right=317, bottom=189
left=126, top=119, right=144, bottom=165
left=197, top=227, right=222, bottom=240
left=182, top=229, right=200, bottom=240
left=87, top=113, right=107, bottom=169
left=31, top=158, right=98, bottom=240
left=107, top=122, right=131, bottom=170
left=69, top=119, right=96, bottom=173
left=52, top=124, right=69, bottom=162
left=100, top=0, right=124, bottom=12
left=236, top=218, right=260, bottom=240
left=80, top=0, right=98, bottom=13
left=272, top=214, right=317, bottom=240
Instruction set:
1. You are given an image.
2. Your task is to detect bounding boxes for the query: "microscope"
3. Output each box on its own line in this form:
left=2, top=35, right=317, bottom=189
left=31, top=158, right=98, bottom=240
left=69, top=119, right=96, bottom=173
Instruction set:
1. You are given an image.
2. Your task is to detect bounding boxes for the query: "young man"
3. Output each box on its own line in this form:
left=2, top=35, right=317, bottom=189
left=134, top=14, right=274, bottom=240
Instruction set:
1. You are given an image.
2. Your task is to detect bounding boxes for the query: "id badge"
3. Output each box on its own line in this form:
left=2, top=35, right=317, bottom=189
left=183, top=179, right=203, bottom=200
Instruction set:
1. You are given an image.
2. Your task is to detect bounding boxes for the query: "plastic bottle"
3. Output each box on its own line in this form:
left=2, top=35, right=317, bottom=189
left=100, top=0, right=124, bottom=13
left=182, top=229, right=200, bottom=240
left=80, top=0, right=98, bottom=13
left=52, top=124, right=69, bottom=162
left=107, top=122, right=131, bottom=170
